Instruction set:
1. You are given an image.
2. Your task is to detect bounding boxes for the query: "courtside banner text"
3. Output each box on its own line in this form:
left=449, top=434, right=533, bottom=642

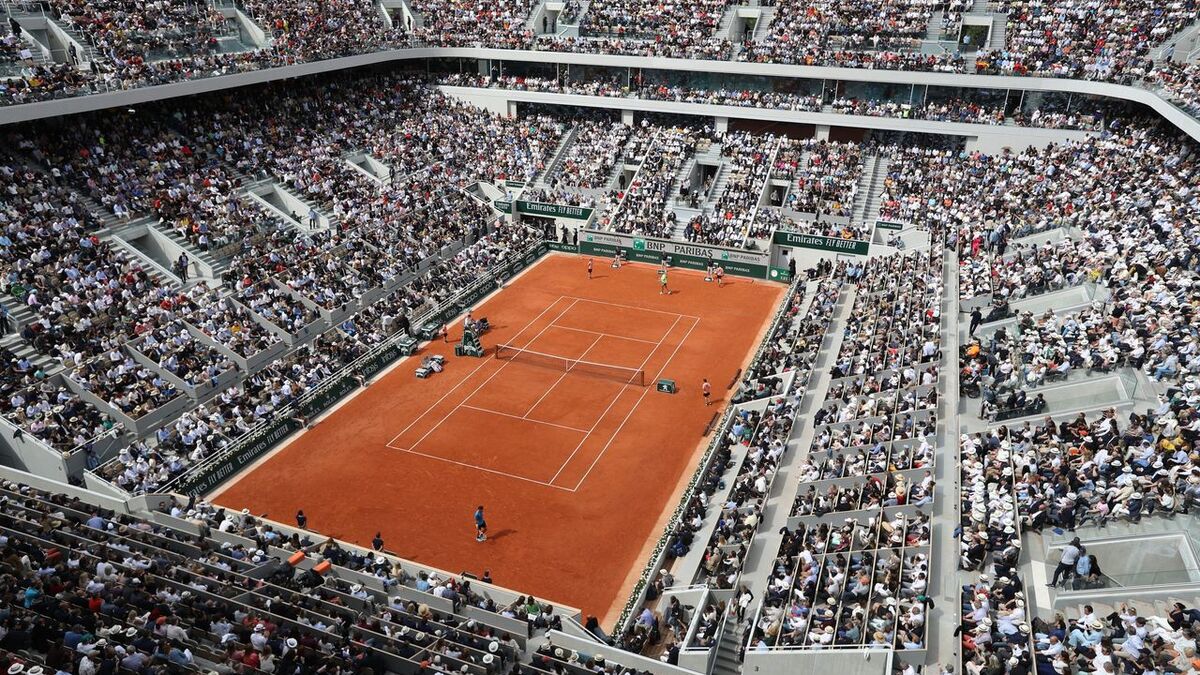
left=771, top=230, right=871, bottom=255
left=515, top=200, right=594, bottom=220
left=577, top=231, right=771, bottom=280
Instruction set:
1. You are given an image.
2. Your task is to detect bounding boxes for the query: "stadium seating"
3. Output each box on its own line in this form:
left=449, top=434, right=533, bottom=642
left=749, top=245, right=942, bottom=650
left=3, top=14, right=1200, bottom=674
left=0, top=478, right=585, bottom=675
left=0, top=0, right=1195, bottom=120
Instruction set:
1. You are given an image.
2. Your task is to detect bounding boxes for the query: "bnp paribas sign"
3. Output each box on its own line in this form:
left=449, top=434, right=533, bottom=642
left=634, top=237, right=734, bottom=261
left=772, top=230, right=870, bottom=256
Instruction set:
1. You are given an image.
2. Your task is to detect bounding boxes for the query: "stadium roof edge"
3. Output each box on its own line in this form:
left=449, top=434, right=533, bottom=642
left=2, top=47, right=1198, bottom=143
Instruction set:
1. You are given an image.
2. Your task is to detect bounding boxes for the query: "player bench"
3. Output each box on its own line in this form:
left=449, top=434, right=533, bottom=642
left=415, top=354, right=446, bottom=378
left=397, top=335, right=419, bottom=356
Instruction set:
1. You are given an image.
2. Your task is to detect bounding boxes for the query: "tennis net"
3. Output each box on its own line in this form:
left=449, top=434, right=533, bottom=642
left=494, top=344, right=646, bottom=386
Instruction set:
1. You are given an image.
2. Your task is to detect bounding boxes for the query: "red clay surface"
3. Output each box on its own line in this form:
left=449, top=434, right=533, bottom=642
left=213, top=253, right=784, bottom=620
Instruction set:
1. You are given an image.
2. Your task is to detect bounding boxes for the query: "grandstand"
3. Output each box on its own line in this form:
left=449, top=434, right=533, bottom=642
left=0, top=4, right=1199, bottom=675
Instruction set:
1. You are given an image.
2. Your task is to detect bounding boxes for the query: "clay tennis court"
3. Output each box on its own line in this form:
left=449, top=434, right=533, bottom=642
left=212, top=253, right=785, bottom=622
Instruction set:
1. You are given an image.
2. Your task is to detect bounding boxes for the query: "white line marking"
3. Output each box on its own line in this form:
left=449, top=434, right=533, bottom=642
left=548, top=324, right=660, bottom=345
left=567, top=295, right=701, bottom=320
left=570, top=315, right=702, bottom=491
left=521, top=332, right=605, bottom=419
left=460, top=404, right=590, bottom=434
left=548, top=314, right=684, bottom=485
left=406, top=299, right=581, bottom=452
left=385, top=295, right=568, bottom=447
left=384, top=442, right=575, bottom=492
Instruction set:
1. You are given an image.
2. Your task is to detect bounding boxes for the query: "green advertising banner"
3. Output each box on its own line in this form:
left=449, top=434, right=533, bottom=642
left=547, top=242, right=579, bottom=253
left=299, top=375, right=358, bottom=418
left=493, top=200, right=513, bottom=214
left=577, top=231, right=771, bottom=280
left=875, top=220, right=905, bottom=231
left=359, top=343, right=404, bottom=379
left=772, top=230, right=870, bottom=256
left=504, top=180, right=526, bottom=189
left=176, top=416, right=300, bottom=496
left=768, top=266, right=792, bottom=282
left=516, top=200, right=595, bottom=221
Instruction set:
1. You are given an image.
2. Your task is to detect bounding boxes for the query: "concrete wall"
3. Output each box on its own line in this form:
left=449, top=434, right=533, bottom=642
left=0, top=464, right=130, bottom=513
left=445, top=85, right=513, bottom=116
left=542, top=630, right=699, bottom=675
left=440, top=86, right=1095, bottom=149
left=248, top=183, right=332, bottom=230
left=133, top=226, right=215, bottom=279
left=112, top=234, right=185, bottom=284
left=14, top=15, right=91, bottom=68
left=743, top=647, right=894, bottom=675
left=0, top=420, right=73, bottom=483
left=1051, top=534, right=1200, bottom=587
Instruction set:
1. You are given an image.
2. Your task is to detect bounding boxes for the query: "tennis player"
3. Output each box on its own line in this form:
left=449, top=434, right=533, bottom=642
left=715, top=264, right=725, bottom=288
left=474, top=505, right=487, bottom=542
left=587, top=257, right=594, bottom=279
left=659, top=269, right=670, bottom=295
left=702, top=378, right=712, bottom=406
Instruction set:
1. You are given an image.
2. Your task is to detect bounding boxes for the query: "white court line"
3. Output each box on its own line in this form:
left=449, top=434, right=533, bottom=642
left=403, top=298, right=582, bottom=453
left=568, top=295, right=701, bottom=321
left=547, top=324, right=660, bottom=345
left=570, top=315, right=702, bottom=491
left=460, top=404, right=590, bottom=434
left=548, top=314, right=684, bottom=486
left=384, top=295, right=567, bottom=447
left=384, top=443, right=575, bottom=492
left=521, top=332, right=604, bottom=419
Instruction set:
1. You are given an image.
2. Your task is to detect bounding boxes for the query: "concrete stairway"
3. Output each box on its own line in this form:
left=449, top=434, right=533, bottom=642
left=0, top=293, right=38, bottom=336
left=0, top=291, right=62, bottom=373
left=15, top=32, right=52, bottom=68
left=924, top=14, right=955, bottom=42
left=670, top=205, right=702, bottom=239
left=604, top=154, right=630, bottom=189
left=151, top=219, right=232, bottom=278
left=990, top=13, right=1008, bottom=50
left=751, top=6, right=775, bottom=40
left=716, top=6, right=743, bottom=41
left=533, top=125, right=579, bottom=188
left=0, top=331, right=58, bottom=374
left=848, top=154, right=878, bottom=225
left=32, top=14, right=98, bottom=64
left=1151, top=20, right=1200, bottom=62
left=712, top=621, right=746, bottom=675
left=705, top=164, right=731, bottom=213
left=856, top=154, right=891, bottom=226
left=73, top=192, right=129, bottom=230
left=671, top=155, right=697, bottom=197
left=932, top=247, right=963, bottom=665
left=525, top=0, right=547, bottom=32
left=256, top=183, right=343, bottom=234
left=110, top=235, right=182, bottom=289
